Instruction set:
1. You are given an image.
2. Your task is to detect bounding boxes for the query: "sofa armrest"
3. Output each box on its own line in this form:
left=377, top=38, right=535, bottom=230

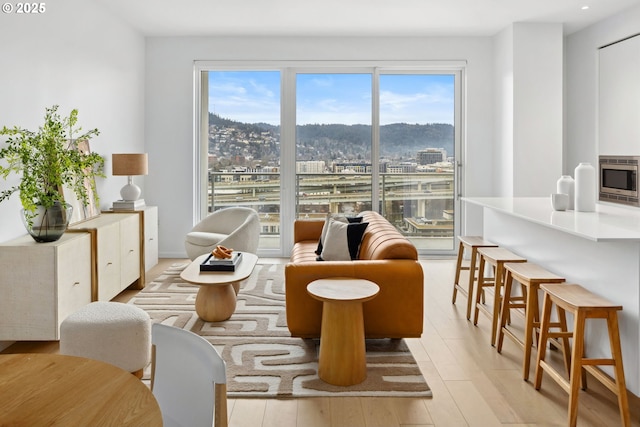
left=293, top=219, right=324, bottom=244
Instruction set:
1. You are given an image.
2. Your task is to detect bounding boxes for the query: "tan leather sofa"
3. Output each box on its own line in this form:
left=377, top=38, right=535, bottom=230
left=285, top=211, right=424, bottom=339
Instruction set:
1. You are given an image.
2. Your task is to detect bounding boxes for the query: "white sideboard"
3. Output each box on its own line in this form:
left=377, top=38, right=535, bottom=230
left=0, top=207, right=159, bottom=341
left=0, top=233, right=92, bottom=340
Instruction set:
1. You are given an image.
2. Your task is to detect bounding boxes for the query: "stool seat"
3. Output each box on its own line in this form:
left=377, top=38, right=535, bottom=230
left=474, top=247, right=526, bottom=346
left=60, top=302, right=151, bottom=378
left=452, top=236, right=498, bottom=320
left=540, top=283, right=622, bottom=311
left=501, top=262, right=565, bottom=284
left=534, top=284, right=630, bottom=427
left=497, top=262, right=565, bottom=381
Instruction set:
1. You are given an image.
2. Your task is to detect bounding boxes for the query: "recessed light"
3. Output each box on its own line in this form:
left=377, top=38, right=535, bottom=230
left=581, top=5, right=590, bottom=10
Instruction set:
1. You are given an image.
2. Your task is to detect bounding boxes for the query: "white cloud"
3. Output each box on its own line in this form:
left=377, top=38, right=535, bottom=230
left=249, top=79, right=276, bottom=98
left=211, top=82, right=248, bottom=96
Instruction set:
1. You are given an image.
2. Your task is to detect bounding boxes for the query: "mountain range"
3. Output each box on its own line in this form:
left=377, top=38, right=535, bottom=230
left=210, top=113, right=454, bottom=161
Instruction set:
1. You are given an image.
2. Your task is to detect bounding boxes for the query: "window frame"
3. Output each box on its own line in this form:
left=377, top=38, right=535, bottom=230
left=194, top=60, right=466, bottom=257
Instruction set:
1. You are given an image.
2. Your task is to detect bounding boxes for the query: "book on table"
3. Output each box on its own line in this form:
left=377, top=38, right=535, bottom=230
left=200, top=251, right=243, bottom=271
left=112, top=199, right=146, bottom=211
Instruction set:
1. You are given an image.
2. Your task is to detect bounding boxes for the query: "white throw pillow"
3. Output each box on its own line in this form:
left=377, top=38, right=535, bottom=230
left=315, top=213, right=363, bottom=255
left=319, top=218, right=368, bottom=261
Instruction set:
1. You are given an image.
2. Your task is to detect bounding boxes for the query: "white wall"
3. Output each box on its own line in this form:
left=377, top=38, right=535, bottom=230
left=492, top=23, right=564, bottom=198
left=145, top=36, right=495, bottom=257
left=493, top=26, right=514, bottom=197
left=0, top=0, right=146, bottom=243
left=513, top=23, right=564, bottom=197
left=565, top=3, right=640, bottom=173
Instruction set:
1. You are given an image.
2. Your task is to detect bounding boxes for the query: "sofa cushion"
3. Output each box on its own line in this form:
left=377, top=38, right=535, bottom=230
left=357, top=212, right=418, bottom=260
left=315, top=213, right=363, bottom=255
left=318, top=219, right=368, bottom=261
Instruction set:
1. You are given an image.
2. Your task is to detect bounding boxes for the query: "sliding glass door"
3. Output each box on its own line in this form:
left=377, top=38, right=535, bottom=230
left=378, top=73, right=456, bottom=251
left=197, top=64, right=462, bottom=256
left=204, top=70, right=281, bottom=250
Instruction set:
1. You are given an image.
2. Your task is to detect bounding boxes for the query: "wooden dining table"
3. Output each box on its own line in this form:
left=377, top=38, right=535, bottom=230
left=0, top=353, right=163, bottom=426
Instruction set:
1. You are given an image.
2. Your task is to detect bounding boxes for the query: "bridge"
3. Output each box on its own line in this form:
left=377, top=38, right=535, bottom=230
left=208, top=172, right=455, bottom=236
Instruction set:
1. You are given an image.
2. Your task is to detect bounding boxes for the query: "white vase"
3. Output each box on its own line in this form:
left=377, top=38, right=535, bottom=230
left=556, top=175, right=575, bottom=210
left=575, top=163, right=596, bottom=212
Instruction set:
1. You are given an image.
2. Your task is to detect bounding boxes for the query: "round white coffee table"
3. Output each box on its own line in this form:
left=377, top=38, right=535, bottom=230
left=180, top=252, right=258, bottom=321
left=307, top=278, right=380, bottom=386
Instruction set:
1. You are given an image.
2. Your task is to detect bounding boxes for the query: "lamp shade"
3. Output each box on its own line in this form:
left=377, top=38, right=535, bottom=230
left=112, top=153, right=148, bottom=176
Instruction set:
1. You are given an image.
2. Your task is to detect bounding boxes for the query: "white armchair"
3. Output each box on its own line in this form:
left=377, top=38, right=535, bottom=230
left=184, top=207, right=260, bottom=260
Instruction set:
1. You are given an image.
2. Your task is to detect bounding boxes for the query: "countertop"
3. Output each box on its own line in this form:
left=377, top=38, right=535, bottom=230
left=463, top=197, right=640, bottom=242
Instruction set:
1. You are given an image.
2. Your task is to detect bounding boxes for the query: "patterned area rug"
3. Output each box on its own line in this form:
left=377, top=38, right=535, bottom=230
left=128, top=261, right=432, bottom=398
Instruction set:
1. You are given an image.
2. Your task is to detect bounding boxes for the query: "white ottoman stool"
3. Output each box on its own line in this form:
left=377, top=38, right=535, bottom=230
left=60, top=302, right=151, bottom=378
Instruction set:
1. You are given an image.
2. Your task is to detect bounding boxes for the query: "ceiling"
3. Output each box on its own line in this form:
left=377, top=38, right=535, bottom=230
left=94, top=0, right=640, bottom=38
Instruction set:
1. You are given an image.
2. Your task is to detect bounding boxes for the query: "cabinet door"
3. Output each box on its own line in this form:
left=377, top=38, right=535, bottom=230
left=96, top=222, right=122, bottom=301
left=56, top=234, right=92, bottom=335
left=599, top=35, right=640, bottom=155
left=144, top=206, right=159, bottom=272
left=120, top=214, right=141, bottom=290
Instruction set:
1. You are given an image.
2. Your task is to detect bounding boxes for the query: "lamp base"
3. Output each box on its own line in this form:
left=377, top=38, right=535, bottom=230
left=120, top=180, right=141, bottom=201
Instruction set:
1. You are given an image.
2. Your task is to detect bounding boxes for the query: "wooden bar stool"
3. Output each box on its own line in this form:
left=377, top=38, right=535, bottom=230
left=473, top=247, right=526, bottom=346
left=534, top=284, right=630, bottom=427
left=452, top=236, right=498, bottom=320
left=496, top=262, right=565, bottom=381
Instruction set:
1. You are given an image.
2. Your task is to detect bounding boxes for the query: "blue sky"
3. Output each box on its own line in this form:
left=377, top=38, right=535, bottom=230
left=209, top=71, right=454, bottom=126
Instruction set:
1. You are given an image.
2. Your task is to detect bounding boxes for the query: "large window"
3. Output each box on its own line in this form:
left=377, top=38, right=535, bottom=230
left=196, top=63, right=462, bottom=257
left=296, top=73, right=373, bottom=219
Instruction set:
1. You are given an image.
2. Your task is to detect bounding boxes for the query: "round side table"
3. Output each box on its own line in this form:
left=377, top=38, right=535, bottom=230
left=307, top=278, right=380, bottom=386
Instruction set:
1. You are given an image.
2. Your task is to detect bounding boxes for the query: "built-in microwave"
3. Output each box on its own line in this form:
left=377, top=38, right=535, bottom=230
left=599, top=155, right=640, bottom=206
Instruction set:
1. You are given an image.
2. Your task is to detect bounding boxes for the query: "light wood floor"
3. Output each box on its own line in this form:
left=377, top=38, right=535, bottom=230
left=3, top=258, right=639, bottom=427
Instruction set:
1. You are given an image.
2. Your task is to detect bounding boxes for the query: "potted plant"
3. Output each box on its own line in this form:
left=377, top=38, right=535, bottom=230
left=0, top=105, right=104, bottom=242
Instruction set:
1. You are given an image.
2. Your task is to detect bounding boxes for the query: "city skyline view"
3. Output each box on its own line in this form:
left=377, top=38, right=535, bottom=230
left=208, top=71, right=455, bottom=126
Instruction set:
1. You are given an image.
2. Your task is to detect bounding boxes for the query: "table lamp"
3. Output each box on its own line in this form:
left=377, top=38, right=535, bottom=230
left=112, top=153, right=148, bottom=204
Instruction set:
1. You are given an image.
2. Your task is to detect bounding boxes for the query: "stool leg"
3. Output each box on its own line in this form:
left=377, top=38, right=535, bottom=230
left=568, top=311, right=586, bottom=427
left=531, top=286, right=541, bottom=348
left=465, top=248, right=478, bottom=320
left=607, top=311, right=631, bottom=427
left=557, top=306, right=571, bottom=376
left=496, top=270, right=513, bottom=353
left=473, top=256, right=486, bottom=326
left=490, top=263, right=504, bottom=346
left=452, top=241, right=464, bottom=304
left=534, top=292, right=553, bottom=390
left=522, top=283, right=537, bottom=381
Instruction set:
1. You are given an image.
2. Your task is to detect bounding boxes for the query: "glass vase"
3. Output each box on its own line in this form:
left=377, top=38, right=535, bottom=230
left=21, top=202, right=73, bottom=243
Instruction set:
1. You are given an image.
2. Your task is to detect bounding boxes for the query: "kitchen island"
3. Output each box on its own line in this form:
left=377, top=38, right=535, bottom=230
left=463, top=197, right=640, bottom=396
